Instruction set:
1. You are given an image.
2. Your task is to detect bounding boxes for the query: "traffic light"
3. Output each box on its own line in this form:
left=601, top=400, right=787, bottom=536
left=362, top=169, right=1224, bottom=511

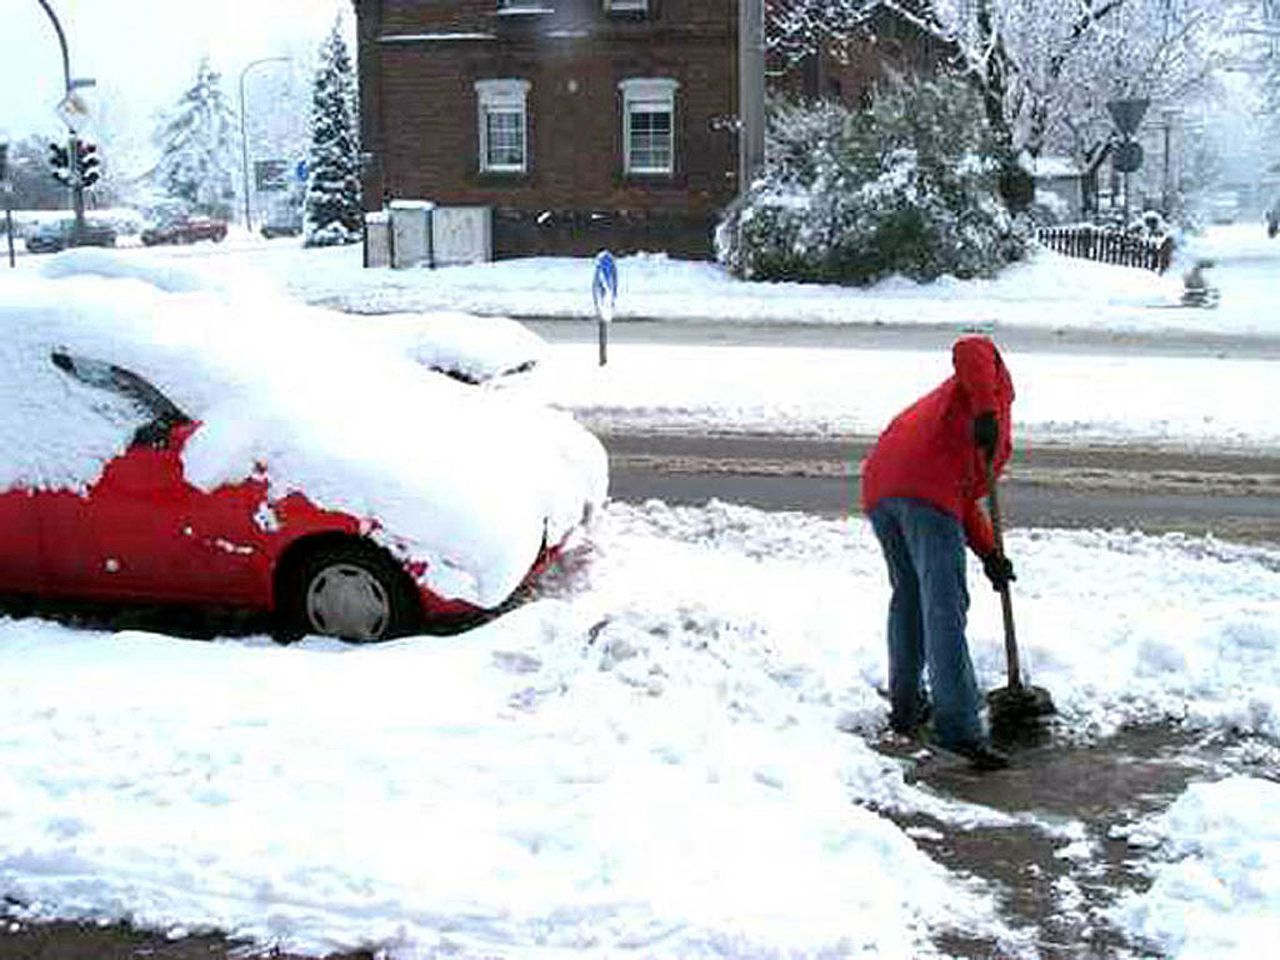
left=49, top=142, right=72, bottom=185
left=75, top=140, right=101, bottom=188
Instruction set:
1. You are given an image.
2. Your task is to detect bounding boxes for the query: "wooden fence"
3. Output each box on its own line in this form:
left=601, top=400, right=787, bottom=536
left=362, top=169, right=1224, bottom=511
left=1036, top=226, right=1175, bottom=274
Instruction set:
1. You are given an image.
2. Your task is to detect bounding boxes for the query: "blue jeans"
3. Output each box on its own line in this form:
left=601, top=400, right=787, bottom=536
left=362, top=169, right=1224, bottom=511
left=868, top=497, right=984, bottom=748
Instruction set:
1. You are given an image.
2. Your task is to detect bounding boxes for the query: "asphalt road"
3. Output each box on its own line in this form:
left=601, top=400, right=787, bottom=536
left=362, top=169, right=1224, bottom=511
left=604, top=432, right=1280, bottom=545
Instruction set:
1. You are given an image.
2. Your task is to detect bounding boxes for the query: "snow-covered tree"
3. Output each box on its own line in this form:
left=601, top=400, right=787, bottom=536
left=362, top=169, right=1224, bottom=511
left=717, top=76, right=1025, bottom=285
left=152, top=58, right=239, bottom=219
left=1261, top=0, right=1280, bottom=181
left=304, top=18, right=363, bottom=247
left=769, top=1, right=1236, bottom=171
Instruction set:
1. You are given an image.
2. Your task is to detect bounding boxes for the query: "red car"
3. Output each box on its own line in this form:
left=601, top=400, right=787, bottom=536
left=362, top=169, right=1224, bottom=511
left=141, top=215, right=228, bottom=246
left=0, top=267, right=607, bottom=641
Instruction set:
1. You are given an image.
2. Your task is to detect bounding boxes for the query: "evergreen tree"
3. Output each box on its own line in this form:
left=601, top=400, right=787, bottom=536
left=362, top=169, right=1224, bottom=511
left=304, top=18, right=363, bottom=247
left=152, top=58, right=239, bottom=219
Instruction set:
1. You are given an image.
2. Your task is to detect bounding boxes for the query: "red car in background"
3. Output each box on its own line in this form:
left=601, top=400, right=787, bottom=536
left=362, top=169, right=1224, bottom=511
left=141, top=215, right=228, bottom=246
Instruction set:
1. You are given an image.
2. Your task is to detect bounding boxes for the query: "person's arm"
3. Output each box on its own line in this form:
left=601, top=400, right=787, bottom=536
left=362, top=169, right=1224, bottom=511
left=962, top=497, right=995, bottom=558
left=964, top=497, right=1016, bottom=590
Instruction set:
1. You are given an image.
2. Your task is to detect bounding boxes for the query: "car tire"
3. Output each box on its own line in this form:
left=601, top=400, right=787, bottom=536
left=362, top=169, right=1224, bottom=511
left=276, top=539, right=421, bottom=643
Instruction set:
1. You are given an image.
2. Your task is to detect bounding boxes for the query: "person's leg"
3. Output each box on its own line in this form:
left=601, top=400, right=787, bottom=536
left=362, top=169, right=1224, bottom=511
left=897, top=499, right=984, bottom=749
left=869, top=500, right=928, bottom=731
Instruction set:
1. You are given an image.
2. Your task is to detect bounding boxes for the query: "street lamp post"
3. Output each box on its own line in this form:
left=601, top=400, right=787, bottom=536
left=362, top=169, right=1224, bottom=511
left=239, top=57, right=292, bottom=232
left=35, top=0, right=85, bottom=241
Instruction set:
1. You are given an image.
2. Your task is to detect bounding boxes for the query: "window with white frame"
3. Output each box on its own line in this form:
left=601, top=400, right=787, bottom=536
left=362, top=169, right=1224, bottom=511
left=619, top=78, right=677, bottom=175
left=475, top=79, right=530, bottom=173
left=604, top=0, right=648, bottom=12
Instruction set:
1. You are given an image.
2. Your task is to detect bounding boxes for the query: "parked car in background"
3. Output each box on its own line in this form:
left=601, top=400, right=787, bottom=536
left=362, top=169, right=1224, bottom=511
left=141, top=215, right=228, bottom=246
left=24, top=219, right=117, bottom=254
left=0, top=254, right=607, bottom=642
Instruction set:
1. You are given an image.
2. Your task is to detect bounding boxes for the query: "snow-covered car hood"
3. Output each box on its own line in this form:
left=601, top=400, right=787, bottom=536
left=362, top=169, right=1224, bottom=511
left=1, top=256, right=607, bottom=608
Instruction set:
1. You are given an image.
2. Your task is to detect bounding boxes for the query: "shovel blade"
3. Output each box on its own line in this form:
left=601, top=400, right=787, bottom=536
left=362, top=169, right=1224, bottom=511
left=987, top=684, right=1056, bottom=725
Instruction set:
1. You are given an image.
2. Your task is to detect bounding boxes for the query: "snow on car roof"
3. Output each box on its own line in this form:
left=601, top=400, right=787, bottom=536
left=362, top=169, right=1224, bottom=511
left=358, top=310, right=547, bottom=384
left=1, top=252, right=607, bottom=608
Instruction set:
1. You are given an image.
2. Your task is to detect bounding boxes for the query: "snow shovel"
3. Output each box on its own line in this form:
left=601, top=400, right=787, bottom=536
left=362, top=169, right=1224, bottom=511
left=982, top=454, right=1056, bottom=731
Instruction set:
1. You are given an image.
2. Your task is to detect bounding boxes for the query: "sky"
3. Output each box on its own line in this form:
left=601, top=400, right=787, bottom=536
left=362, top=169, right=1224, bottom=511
left=0, top=0, right=351, bottom=143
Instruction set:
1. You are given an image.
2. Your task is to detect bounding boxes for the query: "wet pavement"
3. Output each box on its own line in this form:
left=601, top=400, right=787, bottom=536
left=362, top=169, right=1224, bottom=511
left=874, top=723, right=1279, bottom=959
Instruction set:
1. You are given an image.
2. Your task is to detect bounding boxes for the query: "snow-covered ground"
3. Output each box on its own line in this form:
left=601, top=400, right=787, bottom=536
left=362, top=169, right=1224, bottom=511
left=10, top=225, right=1280, bottom=451
left=10, top=221, right=1273, bottom=336
left=1, top=227, right=1278, bottom=957
left=3, top=501, right=1279, bottom=958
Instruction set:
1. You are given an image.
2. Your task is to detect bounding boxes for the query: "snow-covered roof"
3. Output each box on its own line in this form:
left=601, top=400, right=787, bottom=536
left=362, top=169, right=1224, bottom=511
left=0, top=250, right=607, bottom=608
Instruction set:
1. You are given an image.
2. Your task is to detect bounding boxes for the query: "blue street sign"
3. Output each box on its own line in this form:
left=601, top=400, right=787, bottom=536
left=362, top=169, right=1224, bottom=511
left=592, top=250, right=617, bottom=321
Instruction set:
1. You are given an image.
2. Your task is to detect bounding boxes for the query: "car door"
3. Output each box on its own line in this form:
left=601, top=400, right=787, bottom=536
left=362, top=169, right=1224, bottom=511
left=0, top=485, right=43, bottom=596
left=38, top=351, right=270, bottom=607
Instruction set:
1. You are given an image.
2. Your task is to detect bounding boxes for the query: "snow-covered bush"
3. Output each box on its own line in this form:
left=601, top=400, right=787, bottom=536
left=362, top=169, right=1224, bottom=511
left=1128, top=209, right=1168, bottom=237
left=717, top=77, right=1026, bottom=285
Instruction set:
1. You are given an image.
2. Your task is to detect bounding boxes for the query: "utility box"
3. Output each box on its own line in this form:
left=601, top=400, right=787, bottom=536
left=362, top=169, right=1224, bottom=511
left=432, top=206, right=492, bottom=266
left=390, top=200, right=433, bottom=268
left=364, top=211, right=391, bottom=268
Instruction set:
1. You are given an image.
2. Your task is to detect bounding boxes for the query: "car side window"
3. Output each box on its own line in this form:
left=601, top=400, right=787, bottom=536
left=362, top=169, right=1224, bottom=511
left=50, top=351, right=192, bottom=449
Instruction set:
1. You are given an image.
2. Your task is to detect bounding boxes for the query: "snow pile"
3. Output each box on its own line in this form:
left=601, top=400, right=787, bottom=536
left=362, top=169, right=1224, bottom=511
left=0, top=253, right=606, bottom=607
left=0, top=610, right=1016, bottom=959
left=999, top=529, right=1280, bottom=741
left=40, top=246, right=234, bottom=295
left=1111, top=777, right=1280, bottom=958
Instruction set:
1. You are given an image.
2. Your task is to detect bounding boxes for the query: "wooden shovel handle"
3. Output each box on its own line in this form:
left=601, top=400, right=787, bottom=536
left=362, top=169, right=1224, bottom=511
left=984, top=453, right=1023, bottom=690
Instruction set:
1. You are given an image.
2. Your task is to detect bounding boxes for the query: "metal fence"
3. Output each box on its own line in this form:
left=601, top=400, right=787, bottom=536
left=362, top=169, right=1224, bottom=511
left=1036, top=226, right=1175, bottom=274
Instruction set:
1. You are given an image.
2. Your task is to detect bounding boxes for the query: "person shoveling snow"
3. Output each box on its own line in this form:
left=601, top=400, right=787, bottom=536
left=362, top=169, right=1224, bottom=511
left=860, top=335, right=1019, bottom=771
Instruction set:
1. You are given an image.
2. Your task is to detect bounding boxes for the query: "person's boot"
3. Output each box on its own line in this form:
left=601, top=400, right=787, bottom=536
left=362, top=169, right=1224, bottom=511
left=951, top=740, right=1010, bottom=771
left=889, top=700, right=932, bottom=737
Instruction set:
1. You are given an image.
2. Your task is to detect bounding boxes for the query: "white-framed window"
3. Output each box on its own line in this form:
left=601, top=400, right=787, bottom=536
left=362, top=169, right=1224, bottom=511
left=475, top=79, right=530, bottom=173
left=619, top=78, right=677, bottom=175
left=604, top=0, right=648, bottom=12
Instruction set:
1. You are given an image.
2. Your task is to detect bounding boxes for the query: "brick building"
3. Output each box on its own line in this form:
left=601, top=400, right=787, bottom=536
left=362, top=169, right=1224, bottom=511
left=351, top=1, right=765, bottom=259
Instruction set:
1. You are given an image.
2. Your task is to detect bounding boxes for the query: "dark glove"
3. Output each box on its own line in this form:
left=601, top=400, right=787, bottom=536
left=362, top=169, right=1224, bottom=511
left=973, top=411, right=998, bottom=460
left=981, top=552, right=1016, bottom=592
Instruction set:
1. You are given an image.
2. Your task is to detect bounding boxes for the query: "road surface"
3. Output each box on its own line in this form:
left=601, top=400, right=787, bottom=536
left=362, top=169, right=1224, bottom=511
left=604, top=432, right=1280, bottom=545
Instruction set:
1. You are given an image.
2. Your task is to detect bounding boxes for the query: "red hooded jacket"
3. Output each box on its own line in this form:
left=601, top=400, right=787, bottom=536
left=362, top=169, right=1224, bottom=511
left=860, top=336, right=1015, bottom=557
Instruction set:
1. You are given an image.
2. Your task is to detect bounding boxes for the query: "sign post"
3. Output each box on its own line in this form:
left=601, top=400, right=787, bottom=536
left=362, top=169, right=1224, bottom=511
left=592, top=250, right=618, bottom=367
left=1106, top=98, right=1150, bottom=224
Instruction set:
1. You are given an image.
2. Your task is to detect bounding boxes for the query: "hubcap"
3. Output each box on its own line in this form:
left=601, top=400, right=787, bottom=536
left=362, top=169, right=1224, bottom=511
left=305, top=563, right=391, bottom=641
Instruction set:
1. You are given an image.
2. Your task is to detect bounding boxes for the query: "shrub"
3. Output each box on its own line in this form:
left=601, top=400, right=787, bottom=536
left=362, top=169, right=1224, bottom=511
left=717, top=76, right=1026, bottom=285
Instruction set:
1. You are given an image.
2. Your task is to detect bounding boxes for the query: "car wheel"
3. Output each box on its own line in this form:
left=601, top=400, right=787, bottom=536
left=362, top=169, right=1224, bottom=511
left=278, top=539, right=421, bottom=642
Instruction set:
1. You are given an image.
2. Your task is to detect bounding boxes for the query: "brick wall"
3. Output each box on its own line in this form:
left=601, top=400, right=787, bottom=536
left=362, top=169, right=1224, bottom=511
left=355, top=0, right=742, bottom=258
